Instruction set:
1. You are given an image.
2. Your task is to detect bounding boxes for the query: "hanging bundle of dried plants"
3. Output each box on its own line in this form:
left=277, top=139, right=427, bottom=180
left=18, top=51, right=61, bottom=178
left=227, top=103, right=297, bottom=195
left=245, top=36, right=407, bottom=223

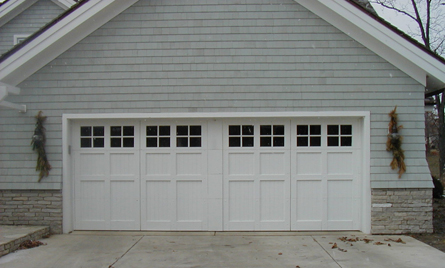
left=386, top=106, right=406, bottom=178
left=31, top=111, right=51, bottom=182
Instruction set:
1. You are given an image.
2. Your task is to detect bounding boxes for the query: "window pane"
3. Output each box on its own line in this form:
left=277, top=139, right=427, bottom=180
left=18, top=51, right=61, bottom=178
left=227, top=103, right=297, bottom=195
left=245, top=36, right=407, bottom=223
left=110, top=126, right=121, bottom=136
left=123, top=138, right=134, bottom=147
left=297, top=137, right=308, bottom=147
left=328, top=137, right=339, bottom=147
left=190, top=125, right=202, bottom=136
left=81, top=138, right=91, bottom=148
left=229, top=125, right=240, bottom=136
left=273, top=125, right=285, bottom=135
left=242, top=125, right=254, bottom=135
left=242, top=137, right=254, bottom=147
left=146, top=138, right=157, bottom=147
left=273, top=137, right=285, bottom=147
left=93, top=126, right=104, bottom=136
left=93, top=138, right=104, bottom=148
left=190, top=137, right=201, bottom=147
left=310, top=137, right=321, bottom=147
left=341, top=125, right=352, bottom=135
left=177, top=137, right=188, bottom=147
left=229, top=137, right=240, bottom=147
left=123, top=126, right=134, bottom=136
left=159, top=137, right=170, bottom=147
left=341, top=137, right=352, bottom=146
left=310, top=125, right=321, bottom=135
left=327, top=125, right=339, bottom=135
left=260, top=125, right=272, bottom=135
left=159, top=126, right=170, bottom=136
left=260, top=137, right=271, bottom=147
left=111, top=138, right=121, bottom=147
left=297, top=125, right=308, bottom=135
left=146, top=126, right=157, bottom=136
left=177, top=126, right=188, bottom=136
left=80, top=127, right=91, bottom=136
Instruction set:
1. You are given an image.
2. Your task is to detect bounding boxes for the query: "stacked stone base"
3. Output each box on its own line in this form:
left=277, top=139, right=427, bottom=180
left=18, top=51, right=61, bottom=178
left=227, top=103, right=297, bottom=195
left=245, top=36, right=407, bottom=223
left=0, top=190, right=62, bottom=234
left=371, top=188, right=433, bottom=234
left=1, top=188, right=434, bottom=234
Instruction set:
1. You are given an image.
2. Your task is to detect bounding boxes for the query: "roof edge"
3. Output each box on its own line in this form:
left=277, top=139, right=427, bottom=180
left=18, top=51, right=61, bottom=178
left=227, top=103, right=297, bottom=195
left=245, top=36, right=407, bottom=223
left=296, top=0, right=445, bottom=90
left=0, top=0, right=139, bottom=86
left=0, top=0, right=38, bottom=28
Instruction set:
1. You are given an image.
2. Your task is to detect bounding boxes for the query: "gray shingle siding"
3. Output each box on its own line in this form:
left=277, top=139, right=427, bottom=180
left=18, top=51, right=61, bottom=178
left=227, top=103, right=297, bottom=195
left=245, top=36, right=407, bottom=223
left=0, top=0, right=430, bottom=189
left=0, top=0, right=63, bottom=56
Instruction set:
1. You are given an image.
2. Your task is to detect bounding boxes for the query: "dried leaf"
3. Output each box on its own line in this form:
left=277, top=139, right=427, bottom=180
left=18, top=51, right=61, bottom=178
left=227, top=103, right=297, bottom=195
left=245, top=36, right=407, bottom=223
left=332, top=243, right=338, bottom=249
left=278, top=253, right=283, bottom=255
left=373, top=242, right=385, bottom=245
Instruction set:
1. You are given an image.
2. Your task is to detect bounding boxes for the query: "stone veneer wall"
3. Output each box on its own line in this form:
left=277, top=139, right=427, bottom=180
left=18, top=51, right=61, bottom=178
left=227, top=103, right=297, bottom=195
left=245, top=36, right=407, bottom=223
left=371, top=188, right=433, bottom=234
left=0, top=190, right=62, bottom=234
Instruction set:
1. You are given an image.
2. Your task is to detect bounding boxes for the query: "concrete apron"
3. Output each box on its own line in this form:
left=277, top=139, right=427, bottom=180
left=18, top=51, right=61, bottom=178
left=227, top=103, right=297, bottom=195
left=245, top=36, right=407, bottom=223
left=1, top=232, right=445, bottom=268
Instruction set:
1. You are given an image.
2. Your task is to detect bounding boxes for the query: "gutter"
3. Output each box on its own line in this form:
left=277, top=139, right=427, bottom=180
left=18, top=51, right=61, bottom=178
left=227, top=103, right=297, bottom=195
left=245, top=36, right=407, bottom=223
left=0, top=82, right=26, bottom=112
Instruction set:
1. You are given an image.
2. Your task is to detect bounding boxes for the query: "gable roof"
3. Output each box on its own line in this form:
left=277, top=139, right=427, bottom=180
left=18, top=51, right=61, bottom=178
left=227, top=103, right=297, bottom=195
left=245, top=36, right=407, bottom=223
left=0, top=0, right=76, bottom=29
left=0, top=0, right=39, bottom=28
left=0, top=0, right=444, bottom=92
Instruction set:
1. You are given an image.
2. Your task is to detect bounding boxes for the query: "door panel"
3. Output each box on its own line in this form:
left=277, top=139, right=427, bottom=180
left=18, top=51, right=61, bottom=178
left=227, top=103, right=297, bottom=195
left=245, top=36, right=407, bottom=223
left=140, top=121, right=208, bottom=230
left=73, top=121, right=140, bottom=230
left=223, top=120, right=291, bottom=231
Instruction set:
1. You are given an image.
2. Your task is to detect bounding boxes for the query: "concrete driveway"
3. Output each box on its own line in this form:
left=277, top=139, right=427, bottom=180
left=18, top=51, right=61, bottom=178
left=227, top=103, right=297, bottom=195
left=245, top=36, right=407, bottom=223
left=1, top=232, right=445, bottom=268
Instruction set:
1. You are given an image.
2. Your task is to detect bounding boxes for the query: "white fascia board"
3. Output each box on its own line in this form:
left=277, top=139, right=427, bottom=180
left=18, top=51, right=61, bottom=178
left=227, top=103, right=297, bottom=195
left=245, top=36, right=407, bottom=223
left=296, top=0, right=445, bottom=90
left=0, top=81, right=19, bottom=94
left=0, top=0, right=38, bottom=28
left=63, top=111, right=371, bottom=121
left=51, top=0, right=77, bottom=10
left=0, top=0, right=139, bottom=86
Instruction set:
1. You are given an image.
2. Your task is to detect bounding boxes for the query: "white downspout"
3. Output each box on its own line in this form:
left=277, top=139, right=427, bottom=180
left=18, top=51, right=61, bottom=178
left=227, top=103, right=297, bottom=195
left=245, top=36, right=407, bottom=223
left=0, top=82, right=26, bottom=113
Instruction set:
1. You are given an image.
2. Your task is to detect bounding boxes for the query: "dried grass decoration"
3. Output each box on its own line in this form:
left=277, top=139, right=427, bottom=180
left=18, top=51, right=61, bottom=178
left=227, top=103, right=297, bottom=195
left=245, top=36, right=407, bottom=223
left=31, top=111, right=51, bottom=182
left=386, top=106, right=406, bottom=178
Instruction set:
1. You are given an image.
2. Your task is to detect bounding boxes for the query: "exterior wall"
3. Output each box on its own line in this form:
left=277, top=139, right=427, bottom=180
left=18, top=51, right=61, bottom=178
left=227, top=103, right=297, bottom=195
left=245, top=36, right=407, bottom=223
left=371, top=188, right=433, bottom=234
left=0, top=190, right=62, bottom=234
left=0, top=0, right=63, bottom=55
left=0, top=0, right=430, bottom=190
left=0, top=0, right=433, bottom=233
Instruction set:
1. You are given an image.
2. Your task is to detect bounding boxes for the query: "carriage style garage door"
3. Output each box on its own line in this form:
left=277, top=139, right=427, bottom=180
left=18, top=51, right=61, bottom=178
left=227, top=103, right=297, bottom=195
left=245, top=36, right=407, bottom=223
left=71, top=117, right=363, bottom=231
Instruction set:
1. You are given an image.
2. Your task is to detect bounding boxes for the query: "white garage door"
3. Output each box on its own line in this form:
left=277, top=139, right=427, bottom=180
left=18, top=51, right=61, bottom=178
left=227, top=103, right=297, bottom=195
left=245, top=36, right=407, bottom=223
left=71, top=117, right=362, bottom=231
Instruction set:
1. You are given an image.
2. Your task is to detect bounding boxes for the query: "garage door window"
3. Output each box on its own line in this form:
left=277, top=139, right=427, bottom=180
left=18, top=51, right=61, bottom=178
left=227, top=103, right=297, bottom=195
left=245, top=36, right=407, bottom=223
left=296, top=125, right=321, bottom=147
left=260, top=125, right=285, bottom=147
left=110, top=126, right=135, bottom=148
left=176, top=125, right=202, bottom=147
left=229, top=125, right=254, bottom=147
left=146, top=126, right=171, bottom=147
left=80, top=126, right=104, bottom=148
left=327, top=125, right=352, bottom=147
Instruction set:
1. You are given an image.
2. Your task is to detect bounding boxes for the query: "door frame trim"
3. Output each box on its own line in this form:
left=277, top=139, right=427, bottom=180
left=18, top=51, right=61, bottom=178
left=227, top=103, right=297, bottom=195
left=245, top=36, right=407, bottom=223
left=62, top=111, right=371, bottom=234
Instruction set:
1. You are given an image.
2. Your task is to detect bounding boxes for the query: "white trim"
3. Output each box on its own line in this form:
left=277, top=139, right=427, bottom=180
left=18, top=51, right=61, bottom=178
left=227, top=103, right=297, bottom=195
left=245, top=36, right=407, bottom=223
left=62, top=111, right=370, bottom=120
left=362, top=112, right=371, bottom=234
left=0, top=81, right=25, bottom=112
left=0, top=0, right=38, bottom=28
left=51, top=0, right=77, bottom=10
left=13, top=34, right=29, bottom=45
left=62, top=115, right=72, bottom=233
left=0, top=0, right=139, bottom=86
left=62, top=111, right=371, bottom=233
left=296, top=0, right=445, bottom=90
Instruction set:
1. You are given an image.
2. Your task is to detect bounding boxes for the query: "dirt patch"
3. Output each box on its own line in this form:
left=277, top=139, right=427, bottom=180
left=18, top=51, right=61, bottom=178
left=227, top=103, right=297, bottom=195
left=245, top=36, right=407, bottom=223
left=412, top=198, right=445, bottom=252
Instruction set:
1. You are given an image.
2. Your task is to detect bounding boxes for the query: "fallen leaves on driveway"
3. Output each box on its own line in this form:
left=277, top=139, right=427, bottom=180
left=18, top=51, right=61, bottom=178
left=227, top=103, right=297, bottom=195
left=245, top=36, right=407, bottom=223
left=18, top=240, right=46, bottom=249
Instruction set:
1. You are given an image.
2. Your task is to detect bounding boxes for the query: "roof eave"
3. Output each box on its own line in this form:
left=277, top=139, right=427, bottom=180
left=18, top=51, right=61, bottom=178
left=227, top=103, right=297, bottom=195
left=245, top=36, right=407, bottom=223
left=0, top=0, right=139, bottom=86
left=296, top=0, right=445, bottom=91
left=0, top=0, right=38, bottom=28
